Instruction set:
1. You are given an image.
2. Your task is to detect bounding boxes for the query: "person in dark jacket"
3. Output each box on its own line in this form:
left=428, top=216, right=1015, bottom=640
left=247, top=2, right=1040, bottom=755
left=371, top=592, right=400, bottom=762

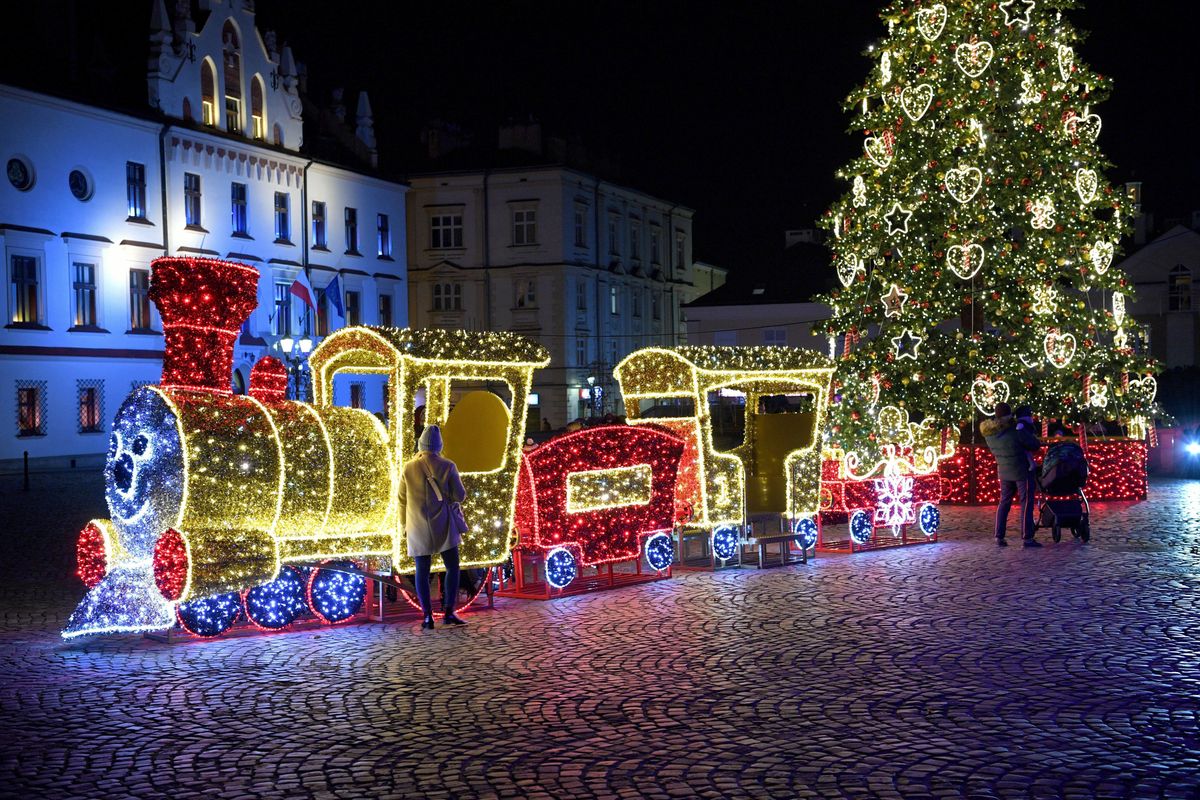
left=980, top=402, right=1043, bottom=547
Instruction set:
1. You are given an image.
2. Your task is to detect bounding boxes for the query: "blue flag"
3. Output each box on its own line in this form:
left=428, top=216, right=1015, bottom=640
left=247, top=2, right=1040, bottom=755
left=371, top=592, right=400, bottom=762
left=324, top=274, right=345, bottom=319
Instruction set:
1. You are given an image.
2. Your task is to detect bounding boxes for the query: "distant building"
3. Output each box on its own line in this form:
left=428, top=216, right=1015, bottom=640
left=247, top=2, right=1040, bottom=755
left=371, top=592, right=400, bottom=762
left=1115, top=224, right=1200, bottom=368
left=0, top=0, right=407, bottom=466
left=405, top=123, right=696, bottom=427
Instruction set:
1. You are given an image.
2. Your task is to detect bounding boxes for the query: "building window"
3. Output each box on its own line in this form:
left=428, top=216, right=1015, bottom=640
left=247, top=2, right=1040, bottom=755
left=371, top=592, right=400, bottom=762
left=576, top=279, right=588, bottom=312
left=608, top=216, right=619, bottom=255
left=16, top=381, right=46, bottom=437
left=513, top=208, right=537, bottom=246
left=250, top=76, right=265, bottom=140
left=650, top=228, right=661, bottom=264
left=200, top=59, right=217, bottom=126
left=77, top=379, right=104, bottom=434
left=349, top=382, right=365, bottom=409
left=274, top=192, right=290, bottom=243
left=231, top=183, right=248, bottom=235
left=184, top=172, right=202, bottom=228
left=316, top=292, right=329, bottom=336
left=222, top=21, right=242, bottom=134
left=610, top=285, right=619, bottom=315
left=9, top=255, right=40, bottom=325
left=312, top=201, right=327, bottom=248
left=273, top=282, right=292, bottom=336
left=632, top=290, right=642, bottom=318
left=377, top=213, right=391, bottom=257
left=675, top=231, right=687, bottom=270
left=1169, top=265, right=1192, bottom=312
left=430, top=213, right=463, bottom=249
left=345, top=290, right=360, bottom=325
left=129, top=268, right=152, bottom=330
left=72, top=262, right=97, bottom=328
left=630, top=223, right=641, bottom=261
left=345, top=207, right=359, bottom=253
left=516, top=279, right=536, bottom=308
left=433, top=283, right=462, bottom=311
left=608, top=339, right=618, bottom=367
left=576, top=336, right=587, bottom=366
left=763, top=328, right=787, bottom=346
left=574, top=207, right=587, bottom=248
left=378, top=293, right=393, bottom=326
left=126, top=162, right=147, bottom=219
left=651, top=293, right=661, bottom=321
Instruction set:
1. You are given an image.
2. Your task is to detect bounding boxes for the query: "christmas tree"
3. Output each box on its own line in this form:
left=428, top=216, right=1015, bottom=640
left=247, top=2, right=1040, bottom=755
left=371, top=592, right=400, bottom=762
left=817, top=0, right=1160, bottom=463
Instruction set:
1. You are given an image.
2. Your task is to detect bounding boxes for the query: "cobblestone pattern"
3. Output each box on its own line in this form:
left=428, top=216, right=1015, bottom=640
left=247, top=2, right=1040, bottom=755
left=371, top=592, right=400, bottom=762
left=1, top=470, right=1199, bottom=799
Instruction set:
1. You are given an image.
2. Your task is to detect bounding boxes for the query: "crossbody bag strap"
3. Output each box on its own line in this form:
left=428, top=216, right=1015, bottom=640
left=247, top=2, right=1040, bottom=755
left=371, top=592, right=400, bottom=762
left=420, top=458, right=444, bottom=503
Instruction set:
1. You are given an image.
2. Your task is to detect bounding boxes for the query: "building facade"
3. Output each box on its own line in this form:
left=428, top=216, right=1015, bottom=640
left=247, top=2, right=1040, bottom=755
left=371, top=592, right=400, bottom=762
left=1115, top=224, right=1200, bottom=369
left=406, top=165, right=694, bottom=428
left=0, top=0, right=407, bottom=465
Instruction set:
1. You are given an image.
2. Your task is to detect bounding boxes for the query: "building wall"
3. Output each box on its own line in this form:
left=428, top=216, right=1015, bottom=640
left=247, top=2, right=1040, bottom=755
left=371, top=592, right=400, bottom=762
left=406, top=166, right=694, bottom=428
left=685, top=302, right=833, bottom=355
left=1114, top=225, right=1200, bottom=368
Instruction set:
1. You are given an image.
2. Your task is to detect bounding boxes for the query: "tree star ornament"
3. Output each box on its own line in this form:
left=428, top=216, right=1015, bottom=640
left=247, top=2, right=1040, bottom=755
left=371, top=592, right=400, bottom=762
left=955, top=41, right=994, bottom=78
left=916, top=4, right=947, bottom=41
left=946, top=243, right=985, bottom=279
left=891, top=329, right=923, bottom=360
left=945, top=165, right=983, bottom=203
left=1031, top=284, right=1058, bottom=316
left=884, top=202, right=913, bottom=235
left=901, top=84, right=934, bottom=122
left=1057, top=44, right=1075, bottom=81
left=852, top=175, right=867, bottom=208
left=1044, top=330, right=1077, bottom=369
left=1090, top=241, right=1114, bottom=275
left=1112, top=291, right=1126, bottom=325
left=881, top=284, right=909, bottom=318
left=970, top=378, right=1010, bottom=416
left=1000, top=0, right=1036, bottom=27
left=1075, top=169, right=1099, bottom=204
left=1029, top=197, right=1056, bottom=229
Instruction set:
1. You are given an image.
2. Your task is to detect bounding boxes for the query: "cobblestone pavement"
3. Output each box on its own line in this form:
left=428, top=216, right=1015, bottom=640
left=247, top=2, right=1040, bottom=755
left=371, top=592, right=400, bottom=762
left=1, top=469, right=1199, bottom=799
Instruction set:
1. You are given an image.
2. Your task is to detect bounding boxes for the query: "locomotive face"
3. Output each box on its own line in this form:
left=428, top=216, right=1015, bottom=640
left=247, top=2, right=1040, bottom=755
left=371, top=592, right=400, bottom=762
left=104, top=388, right=185, bottom=558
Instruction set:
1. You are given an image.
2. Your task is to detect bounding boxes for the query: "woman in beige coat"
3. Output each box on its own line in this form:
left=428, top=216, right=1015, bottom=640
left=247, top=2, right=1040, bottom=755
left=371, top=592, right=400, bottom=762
left=398, top=425, right=468, bottom=629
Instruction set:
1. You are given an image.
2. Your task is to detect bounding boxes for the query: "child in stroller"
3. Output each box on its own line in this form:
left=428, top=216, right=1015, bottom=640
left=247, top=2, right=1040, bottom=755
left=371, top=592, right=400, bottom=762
left=1036, top=442, right=1091, bottom=542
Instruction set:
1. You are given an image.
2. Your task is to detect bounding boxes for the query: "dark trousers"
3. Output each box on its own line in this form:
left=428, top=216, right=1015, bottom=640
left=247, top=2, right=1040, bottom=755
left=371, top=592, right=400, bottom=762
left=995, top=473, right=1036, bottom=541
left=413, top=546, right=460, bottom=616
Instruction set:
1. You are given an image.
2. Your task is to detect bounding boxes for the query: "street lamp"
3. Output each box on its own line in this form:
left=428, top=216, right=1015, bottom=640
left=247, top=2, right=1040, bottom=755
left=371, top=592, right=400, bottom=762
left=276, top=333, right=313, bottom=400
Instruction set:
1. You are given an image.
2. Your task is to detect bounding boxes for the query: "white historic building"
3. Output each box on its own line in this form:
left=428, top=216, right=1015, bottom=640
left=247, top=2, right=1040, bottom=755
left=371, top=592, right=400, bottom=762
left=1115, top=224, right=1200, bottom=369
left=406, top=160, right=695, bottom=428
left=0, top=0, right=407, bottom=466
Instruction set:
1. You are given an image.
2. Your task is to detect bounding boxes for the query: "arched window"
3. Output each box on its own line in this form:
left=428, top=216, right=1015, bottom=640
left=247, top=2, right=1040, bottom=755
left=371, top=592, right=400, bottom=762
left=250, top=75, right=265, bottom=140
left=1169, top=265, right=1192, bottom=312
left=200, top=59, right=217, bottom=126
left=221, top=21, right=242, bottom=134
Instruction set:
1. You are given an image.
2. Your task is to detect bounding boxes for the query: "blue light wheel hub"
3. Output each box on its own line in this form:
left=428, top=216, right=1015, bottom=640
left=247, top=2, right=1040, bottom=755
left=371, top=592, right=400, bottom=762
left=243, top=565, right=308, bottom=630
left=307, top=561, right=367, bottom=624
left=545, top=547, right=578, bottom=590
left=644, top=532, right=674, bottom=572
left=176, top=592, right=242, bottom=638
left=849, top=510, right=873, bottom=546
left=792, top=516, right=819, bottom=549
left=919, top=503, right=940, bottom=536
left=711, top=525, right=740, bottom=562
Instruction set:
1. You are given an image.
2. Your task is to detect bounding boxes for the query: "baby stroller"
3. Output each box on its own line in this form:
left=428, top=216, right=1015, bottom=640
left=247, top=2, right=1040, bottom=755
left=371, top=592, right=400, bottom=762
left=1036, top=442, right=1091, bottom=543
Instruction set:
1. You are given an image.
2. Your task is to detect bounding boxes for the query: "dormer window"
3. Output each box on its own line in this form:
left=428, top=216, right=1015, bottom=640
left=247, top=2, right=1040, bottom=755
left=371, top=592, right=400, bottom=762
left=200, top=60, right=217, bottom=126
left=222, top=21, right=242, bottom=134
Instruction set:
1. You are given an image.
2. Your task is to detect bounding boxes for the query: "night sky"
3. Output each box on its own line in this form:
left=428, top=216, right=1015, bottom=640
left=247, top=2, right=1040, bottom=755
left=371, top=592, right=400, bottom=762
left=7, top=1, right=1200, bottom=272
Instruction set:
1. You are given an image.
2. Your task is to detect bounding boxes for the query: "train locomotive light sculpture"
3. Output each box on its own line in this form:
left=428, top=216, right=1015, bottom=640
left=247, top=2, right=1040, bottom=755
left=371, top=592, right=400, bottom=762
left=499, top=424, right=685, bottom=598
left=615, top=346, right=836, bottom=569
left=64, top=256, right=549, bottom=639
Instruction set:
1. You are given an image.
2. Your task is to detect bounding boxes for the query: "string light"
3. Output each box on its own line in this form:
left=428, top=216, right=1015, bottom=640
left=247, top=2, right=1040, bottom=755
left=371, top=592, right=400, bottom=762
left=544, top=548, right=578, bottom=589
left=939, top=441, right=1148, bottom=503
left=644, top=533, right=674, bottom=572
left=711, top=525, right=740, bottom=561
left=62, top=561, right=175, bottom=639
left=176, top=592, right=242, bottom=638
left=970, top=378, right=1010, bottom=417
left=792, top=516, right=818, bottom=549
left=76, top=520, right=115, bottom=588
left=242, top=565, right=307, bottom=630
left=307, top=561, right=367, bottom=624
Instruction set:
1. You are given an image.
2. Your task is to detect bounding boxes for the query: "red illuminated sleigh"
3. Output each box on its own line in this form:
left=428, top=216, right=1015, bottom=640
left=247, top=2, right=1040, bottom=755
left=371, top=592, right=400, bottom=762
left=498, top=424, right=685, bottom=599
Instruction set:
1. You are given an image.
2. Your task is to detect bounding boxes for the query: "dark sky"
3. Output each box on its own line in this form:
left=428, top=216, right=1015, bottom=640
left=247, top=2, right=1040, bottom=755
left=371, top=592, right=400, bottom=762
left=6, top=1, right=1199, bottom=272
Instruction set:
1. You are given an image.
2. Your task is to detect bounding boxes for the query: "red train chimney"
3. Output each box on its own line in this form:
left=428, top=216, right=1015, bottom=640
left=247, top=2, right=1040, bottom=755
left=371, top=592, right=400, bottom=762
left=149, top=257, right=260, bottom=395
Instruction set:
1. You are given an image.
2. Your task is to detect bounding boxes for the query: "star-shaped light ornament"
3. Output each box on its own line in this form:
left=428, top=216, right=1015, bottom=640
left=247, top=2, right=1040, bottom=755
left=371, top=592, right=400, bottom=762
left=891, top=329, right=923, bottom=360
left=881, top=284, right=908, bottom=318
left=999, top=0, right=1035, bottom=26
left=884, top=203, right=913, bottom=236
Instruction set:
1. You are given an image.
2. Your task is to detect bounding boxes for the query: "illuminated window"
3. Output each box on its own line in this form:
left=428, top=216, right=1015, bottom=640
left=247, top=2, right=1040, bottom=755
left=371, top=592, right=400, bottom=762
left=1169, top=265, right=1192, bottom=312
left=126, top=162, right=146, bottom=219
left=610, top=285, right=619, bottom=315
left=574, top=206, right=587, bottom=247
left=72, top=262, right=97, bottom=327
left=513, top=208, right=537, bottom=246
left=345, top=290, right=360, bottom=325
left=430, top=213, right=463, bottom=248
left=10, top=255, right=39, bottom=325
left=250, top=76, right=265, bottom=140
left=344, top=207, right=358, bottom=254
left=77, top=380, right=103, bottom=434
left=200, top=60, right=217, bottom=126
left=129, top=268, right=152, bottom=330
left=274, top=192, right=290, bottom=242
left=763, top=328, right=787, bottom=346
left=273, top=282, right=292, bottom=336
left=231, top=183, right=248, bottom=235
left=222, top=21, right=242, bottom=134
left=16, top=382, right=45, bottom=437
left=377, top=213, right=391, bottom=257
left=184, top=173, right=202, bottom=228
left=312, top=201, right=327, bottom=248
left=378, top=293, right=392, bottom=326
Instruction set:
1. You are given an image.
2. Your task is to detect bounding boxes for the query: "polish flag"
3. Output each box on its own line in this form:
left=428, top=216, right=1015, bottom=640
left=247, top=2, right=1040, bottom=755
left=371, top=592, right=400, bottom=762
left=289, top=269, right=316, bottom=311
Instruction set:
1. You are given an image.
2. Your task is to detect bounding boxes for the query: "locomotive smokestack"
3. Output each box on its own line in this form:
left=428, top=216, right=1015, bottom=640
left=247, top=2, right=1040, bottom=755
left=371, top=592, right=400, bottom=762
left=149, top=257, right=260, bottom=395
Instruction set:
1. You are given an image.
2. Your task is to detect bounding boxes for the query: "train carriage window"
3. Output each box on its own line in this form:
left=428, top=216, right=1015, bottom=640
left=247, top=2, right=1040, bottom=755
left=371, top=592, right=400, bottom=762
left=432, top=381, right=513, bottom=473
left=706, top=389, right=746, bottom=452
left=635, top=397, right=696, bottom=418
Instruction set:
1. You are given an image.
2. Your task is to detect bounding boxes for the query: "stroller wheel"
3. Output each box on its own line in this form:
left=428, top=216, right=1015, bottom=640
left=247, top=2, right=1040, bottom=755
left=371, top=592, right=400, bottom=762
left=1079, top=518, right=1090, bottom=544
left=1051, top=524, right=1061, bottom=543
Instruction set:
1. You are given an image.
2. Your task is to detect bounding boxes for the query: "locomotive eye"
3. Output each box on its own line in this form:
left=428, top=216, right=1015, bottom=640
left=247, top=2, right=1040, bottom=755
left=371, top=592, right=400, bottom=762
left=113, top=454, right=135, bottom=493
left=132, top=435, right=149, bottom=456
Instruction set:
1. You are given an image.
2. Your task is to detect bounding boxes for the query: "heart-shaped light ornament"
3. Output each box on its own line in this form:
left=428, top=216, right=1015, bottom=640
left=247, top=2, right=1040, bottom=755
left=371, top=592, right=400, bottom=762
left=837, top=255, right=865, bottom=288
left=945, top=165, right=982, bottom=203
left=1044, top=331, right=1077, bottom=369
left=971, top=378, right=1010, bottom=416
left=901, top=83, right=934, bottom=122
left=1075, top=169, right=1098, bottom=204
left=864, top=135, right=893, bottom=169
left=955, top=41, right=994, bottom=78
left=1057, top=44, right=1075, bottom=81
left=947, top=243, right=985, bottom=279
left=1064, top=113, right=1102, bottom=142
left=917, top=4, right=948, bottom=41
left=1128, top=375, right=1158, bottom=406
left=1112, top=291, right=1126, bottom=325
left=1090, top=241, right=1114, bottom=275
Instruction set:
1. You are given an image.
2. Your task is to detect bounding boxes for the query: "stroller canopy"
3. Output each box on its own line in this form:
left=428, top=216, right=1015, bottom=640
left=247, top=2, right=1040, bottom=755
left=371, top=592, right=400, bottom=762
left=1039, top=442, right=1089, bottom=495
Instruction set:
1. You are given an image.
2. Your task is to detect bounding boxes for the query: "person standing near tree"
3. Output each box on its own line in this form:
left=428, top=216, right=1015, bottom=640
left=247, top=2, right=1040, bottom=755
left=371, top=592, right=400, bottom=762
left=981, top=403, right=1043, bottom=548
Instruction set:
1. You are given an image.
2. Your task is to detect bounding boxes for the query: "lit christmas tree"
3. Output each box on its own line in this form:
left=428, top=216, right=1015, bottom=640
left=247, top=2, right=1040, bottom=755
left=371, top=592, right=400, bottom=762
left=818, top=0, right=1160, bottom=461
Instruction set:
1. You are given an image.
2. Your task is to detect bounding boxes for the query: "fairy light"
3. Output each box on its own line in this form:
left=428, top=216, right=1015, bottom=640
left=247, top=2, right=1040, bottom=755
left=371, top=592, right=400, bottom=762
left=176, top=592, right=242, bottom=637
left=76, top=520, right=117, bottom=588
left=711, top=525, right=740, bottom=561
left=307, top=561, right=367, bottom=624
left=940, top=441, right=1147, bottom=503
left=566, top=465, right=654, bottom=513
left=645, top=533, right=674, bottom=572
left=970, top=379, right=1010, bottom=417
left=544, top=547, right=578, bottom=589
left=918, top=503, right=941, bottom=535
left=242, top=565, right=307, bottom=630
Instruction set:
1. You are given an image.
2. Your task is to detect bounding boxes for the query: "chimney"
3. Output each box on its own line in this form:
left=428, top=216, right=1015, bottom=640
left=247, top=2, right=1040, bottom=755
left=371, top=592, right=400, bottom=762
left=355, top=91, right=378, bottom=168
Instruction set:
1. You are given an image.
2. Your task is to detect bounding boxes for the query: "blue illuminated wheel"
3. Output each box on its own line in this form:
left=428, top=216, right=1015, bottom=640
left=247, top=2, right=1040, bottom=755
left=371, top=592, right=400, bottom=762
left=307, top=561, right=367, bottom=624
left=849, top=510, right=873, bottom=546
left=918, top=503, right=940, bottom=536
left=792, top=516, right=819, bottom=550
left=176, top=592, right=242, bottom=637
left=711, top=525, right=740, bottom=562
left=644, top=532, right=674, bottom=572
left=545, top=547, right=578, bottom=589
left=243, top=565, right=308, bottom=630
